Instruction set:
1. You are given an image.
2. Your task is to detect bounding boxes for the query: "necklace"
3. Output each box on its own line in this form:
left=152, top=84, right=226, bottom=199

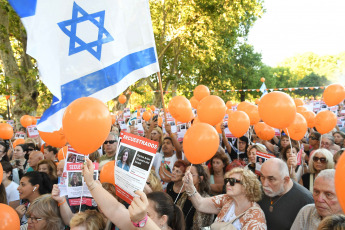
left=269, top=193, right=287, bottom=212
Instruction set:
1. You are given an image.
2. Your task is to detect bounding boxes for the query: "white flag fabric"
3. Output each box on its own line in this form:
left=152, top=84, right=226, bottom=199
left=9, top=0, right=159, bottom=132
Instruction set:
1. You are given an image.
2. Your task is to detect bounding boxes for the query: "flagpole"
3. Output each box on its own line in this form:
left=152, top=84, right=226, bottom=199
left=157, top=72, right=167, bottom=122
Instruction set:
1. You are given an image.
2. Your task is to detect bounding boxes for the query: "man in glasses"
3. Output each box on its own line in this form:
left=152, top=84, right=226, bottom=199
left=99, top=132, right=118, bottom=167
left=258, top=158, right=314, bottom=230
left=291, top=169, right=343, bottom=229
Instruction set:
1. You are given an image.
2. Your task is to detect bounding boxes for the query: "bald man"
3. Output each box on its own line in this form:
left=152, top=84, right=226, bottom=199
left=27, top=151, right=44, bottom=172
left=258, top=158, right=314, bottom=230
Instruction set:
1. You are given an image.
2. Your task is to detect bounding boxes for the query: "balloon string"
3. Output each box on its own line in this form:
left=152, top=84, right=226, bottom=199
left=319, top=134, right=322, bottom=149
left=285, top=128, right=293, bottom=175
left=174, top=164, right=193, bottom=204
left=237, top=138, right=239, bottom=160
left=79, top=157, right=85, bottom=213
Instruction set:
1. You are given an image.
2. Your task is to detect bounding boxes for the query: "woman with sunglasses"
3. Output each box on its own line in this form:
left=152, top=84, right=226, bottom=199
left=183, top=167, right=266, bottom=229
left=299, top=148, right=334, bottom=191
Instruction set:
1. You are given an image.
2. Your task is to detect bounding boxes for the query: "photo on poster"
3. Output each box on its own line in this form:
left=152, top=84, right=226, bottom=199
left=116, top=145, right=136, bottom=172
left=67, top=153, right=77, bottom=163
left=68, top=172, right=83, bottom=187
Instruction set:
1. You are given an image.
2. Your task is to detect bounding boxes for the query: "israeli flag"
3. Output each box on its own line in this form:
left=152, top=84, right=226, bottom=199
left=9, top=0, right=159, bottom=132
left=260, top=82, right=268, bottom=97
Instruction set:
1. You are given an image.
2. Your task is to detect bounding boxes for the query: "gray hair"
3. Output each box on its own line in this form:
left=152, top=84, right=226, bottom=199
left=322, top=134, right=335, bottom=145
left=316, top=169, right=335, bottom=181
left=108, top=132, right=119, bottom=141
left=265, top=158, right=289, bottom=179
left=309, top=148, right=334, bottom=173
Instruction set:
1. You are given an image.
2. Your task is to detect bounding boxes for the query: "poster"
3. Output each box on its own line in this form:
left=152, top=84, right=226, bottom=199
left=27, top=125, right=39, bottom=138
left=118, top=118, right=127, bottom=132
left=114, top=131, right=158, bottom=204
left=223, top=114, right=235, bottom=138
left=124, top=108, right=131, bottom=119
left=255, top=151, right=275, bottom=174
left=176, top=121, right=187, bottom=142
left=14, top=132, right=26, bottom=140
left=6, top=120, right=14, bottom=127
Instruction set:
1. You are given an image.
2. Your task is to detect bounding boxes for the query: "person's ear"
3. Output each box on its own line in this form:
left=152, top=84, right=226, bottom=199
left=283, top=176, right=290, bottom=184
left=160, top=214, right=168, bottom=227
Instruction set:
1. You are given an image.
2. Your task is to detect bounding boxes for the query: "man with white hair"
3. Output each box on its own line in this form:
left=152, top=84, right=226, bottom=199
left=291, top=169, right=344, bottom=230
left=258, top=158, right=314, bottom=230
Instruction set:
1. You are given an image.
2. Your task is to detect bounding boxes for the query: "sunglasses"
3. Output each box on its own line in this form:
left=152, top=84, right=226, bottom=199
left=224, top=178, right=241, bottom=186
left=310, top=136, right=318, bottom=140
left=313, top=156, right=327, bottom=163
left=104, top=140, right=117, bottom=145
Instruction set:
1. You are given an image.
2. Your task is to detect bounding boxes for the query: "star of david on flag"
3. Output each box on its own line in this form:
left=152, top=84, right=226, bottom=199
left=9, top=0, right=159, bottom=132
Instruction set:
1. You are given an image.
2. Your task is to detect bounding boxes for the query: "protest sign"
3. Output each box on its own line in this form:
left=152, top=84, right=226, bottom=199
left=27, top=125, right=39, bottom=138
left=114, top=131, right=158, bottom=204
left=6, top=120, right=14, bottom=127
left=124, top=108, right=131, bottom=119
left=176, top=121, right=187, bottom=142
left=118, top=118, right=127, bottom=132
left=255, top=151, right=275, bottom=174
left=14, top=132, right=26, bottom=140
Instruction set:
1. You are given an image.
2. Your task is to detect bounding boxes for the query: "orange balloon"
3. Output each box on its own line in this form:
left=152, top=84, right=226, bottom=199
left=192, top=116, right=200, bottom=126
left=190, top=96, right=200, bottom=109
left=226, top=101, right=233, bottom=109
left=13, top=139, right=25, bottom=148
left=215, top=122, right=222, bottom=134
left=260, top=77, right=265, bottom=82
left=183, top=123, right=219, bottom=164
left=296, top=106, right=307, bottom=114
left=38, top=128, right=67, bottom=148
left=226, top=109, right=234, bottom=117
left=20, top=115, right=32, bottom=128
left=255, top=99, right=260, bottom=105
left=323, top=84, right=345, bottom=107
left=111, top=115, right=116, bottom=124
left=283, top=113, right=307, bottom=141
left=0, top=204, right=20, bottom=230
left=31, top=116, right=37, bottom=125
left=301, top=111, right=316, bottom=128
left=0, top=123, right=13, bottom=140
left=62, top=97, right=112, bottom=155
left=335, top=152, right=345, bottom=212
left=137, top=110, right=140, bottom=117
left=193, top=85, right=210, bottom=101
left=143, top=111, right=152, bottom=121
left=228, top=111, right=250, bottom=138
left=294, top=98, right=304, bottom=107
left=118, top=95, right=127, bottom=104
left=158, top=117, right=163, bottom=127
left=197, top=95, right=226, bottom=126
left=254, top=122, right=275, bottom=141
left=57, top=146, right=68, bottom=161
left=247, top=105, right=261, bottom=125
left=150, top=105, right=156, bottom=111
left=315, top=110, right=337, bottom=134
left=0, top=163, right=2, bottom=185
left=100, top=160, right=115, bottom=186
left=258, top=92, right=296, bottom=129
left=237, top=101, right=252, bottom=112
left=168, top=96, right=194, bottom=123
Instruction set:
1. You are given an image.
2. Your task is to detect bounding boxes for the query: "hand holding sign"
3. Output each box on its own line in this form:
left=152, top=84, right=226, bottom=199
left=82, top=158, right=95, bottom=186
left=128, top=190, right=149, bottom=222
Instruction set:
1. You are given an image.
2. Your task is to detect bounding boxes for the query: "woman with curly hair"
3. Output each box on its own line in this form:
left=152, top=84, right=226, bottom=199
left=183, top=167, right=266, bottom=229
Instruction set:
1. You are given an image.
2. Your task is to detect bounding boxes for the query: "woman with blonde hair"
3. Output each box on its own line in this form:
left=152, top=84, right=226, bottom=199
left=183, top=167, right=266, bottom=229
left=70, top=210, right=105, bottom=230
left=144, top=169, right=163, bottom=193
left=21, top=194, right=64, bottom=230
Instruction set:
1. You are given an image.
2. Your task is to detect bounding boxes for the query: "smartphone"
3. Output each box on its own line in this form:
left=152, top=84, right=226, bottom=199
left=153, top=115, right=158, bottom=122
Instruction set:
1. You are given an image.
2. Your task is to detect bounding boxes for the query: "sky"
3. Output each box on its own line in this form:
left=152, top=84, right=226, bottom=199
left=247, top=0, right=345, bottom=67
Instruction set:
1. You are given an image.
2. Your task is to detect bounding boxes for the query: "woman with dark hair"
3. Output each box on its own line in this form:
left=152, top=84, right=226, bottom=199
left=11, top=144, right=29, bottom=172
left=221, top=125, right=249, bottom=161
left=209, top=151, right=229, bottom=195
left=16, top=171, right=53, bottom=225
left=0, top=141, right=9, bottom=162
left=1, top=161, right=20, bottom=208
left=116, top=148, right=131, bottom=171
left=37, top=159, right=58, bottom=184
left=82, top=158, right=184, bottom=230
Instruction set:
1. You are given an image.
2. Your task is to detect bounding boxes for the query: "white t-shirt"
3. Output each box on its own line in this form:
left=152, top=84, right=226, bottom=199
left=5, top=181, right=20, bottom=204
left=153, top=153, right=179, bottom=190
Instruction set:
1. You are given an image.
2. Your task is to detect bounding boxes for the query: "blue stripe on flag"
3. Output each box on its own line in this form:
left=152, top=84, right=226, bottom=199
left=9, top=0, right=37, bottom=18
left=39, top=47, right=156, bottom=124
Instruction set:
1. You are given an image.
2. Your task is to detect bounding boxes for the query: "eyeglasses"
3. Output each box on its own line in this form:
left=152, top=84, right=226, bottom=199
left=313, top=156, right=327, bottom=163
left=104, top=140, right=116, bottom=145
left=27, top=216, right=43, bottom=223
left=310, top=136, right=318, bottom=140
left=224, top=177, right=241, bottom=186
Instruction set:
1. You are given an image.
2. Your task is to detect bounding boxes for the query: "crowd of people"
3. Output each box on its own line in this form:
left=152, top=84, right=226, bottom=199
left=1, top=109, right=345, bottom=230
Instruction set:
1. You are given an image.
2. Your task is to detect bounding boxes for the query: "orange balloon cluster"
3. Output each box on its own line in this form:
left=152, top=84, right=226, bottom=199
left=158, top=117, right=163, bottom=127
left=294, top=98, right=304, bottom=107
left=254, top=122, right=275, bottom=141
left=39, top=128, right=67, bottom=148
left=118, top=95, right=127, bottom=104
left=284, top=113, right=308, bottom=141
left=183, top=123, right=219, bottom=164
left=100, top=161, right=115, bottom=186
left=143, top=111, right=152, bottom=121
left=62, top=97, right=112, bottom=155
left=189, top=96, right=199, bottom=109
left=335, top=152, right=345, bottom=212
left=57, top=146, right=68, bottom=161
left=315, top=110, right=337, bottom=134
left=197, top=95, right=226, bottom=126
left=301, top=111, right=316, bottom=128
left=296, top=106, right=307, bottom=114
left=228, top=111, right=250, bottom=138
left=0, top=123, right=13, bottom=140
left=0, top=204, right=20, bottom=230
left=20, top=115, right=32, bottom=128
left=168, top=96, right=194, bottom=123
left=258, top=92, right=296, bottom=129
left=323, top=84, right=345, bottom=107
left=193, top=85, right=210, bottom=101
left=150, top=105, right=156, bottom=111
left=226, top=101, right=233, bottom=109
left=237, top=102, right=260, bottom=125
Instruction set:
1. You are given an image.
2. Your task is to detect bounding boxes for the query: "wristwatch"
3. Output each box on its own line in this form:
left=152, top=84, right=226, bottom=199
left=131, top=214, right=148, bottom=227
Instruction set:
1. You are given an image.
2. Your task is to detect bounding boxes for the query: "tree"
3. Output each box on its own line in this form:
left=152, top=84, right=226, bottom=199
left=295, top=73, right=330, bottom=97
